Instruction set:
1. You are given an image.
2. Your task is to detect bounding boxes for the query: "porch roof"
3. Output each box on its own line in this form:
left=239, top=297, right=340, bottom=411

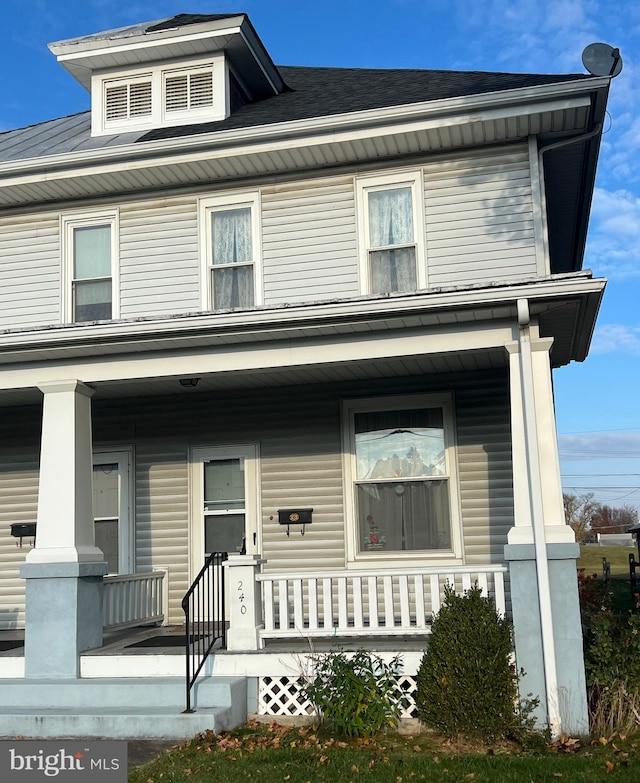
left=0, top=272, right=604, bottom=406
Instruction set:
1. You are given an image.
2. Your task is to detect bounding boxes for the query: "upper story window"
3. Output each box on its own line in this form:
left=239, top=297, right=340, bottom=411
left=199, top=193, right=262, bottom=312
left=62, top=211, right=118, bottom=323
left=343, top=393, right=462, bottom=563
left=92, top=56, right=226, bottom=136
left=357, top=172, right=426, bottom=295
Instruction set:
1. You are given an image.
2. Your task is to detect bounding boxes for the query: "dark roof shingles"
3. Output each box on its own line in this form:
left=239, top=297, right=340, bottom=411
left=140, top=65, right=594, bottom=142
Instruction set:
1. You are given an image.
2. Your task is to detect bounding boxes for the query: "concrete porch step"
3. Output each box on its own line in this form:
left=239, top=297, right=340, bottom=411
left=0, top=676, right=247, bottom=740
left=0, top=676, right=242, bottom=710
left=0, top=705, right=236, bottom=740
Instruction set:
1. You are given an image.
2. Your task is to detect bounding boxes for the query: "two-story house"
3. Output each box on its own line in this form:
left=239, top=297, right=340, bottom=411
left=0, top=13, right=609, bottom=738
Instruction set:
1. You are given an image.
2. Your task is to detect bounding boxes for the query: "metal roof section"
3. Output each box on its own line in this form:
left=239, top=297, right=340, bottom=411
left=48, top=13, right=285, bottom=98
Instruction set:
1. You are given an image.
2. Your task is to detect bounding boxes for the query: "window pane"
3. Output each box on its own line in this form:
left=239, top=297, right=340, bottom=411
left=211, top=208, right=252, bottom=265
left=74, top=225, right=111, bottom=279
left=368, top=187, right=413, bottom=248
left=213, top=266, right=254, bottom=310
left=357, top=479, right=450, bottom=552
left=370, top=247, right=416, bottom=294
left=93, top=463, right=119, bottom=519
left=73, top=280, right=112, bottom=322
left=355, top=408, right=445, bottom=479
left=204, top=459, right=245, bottom=511
left=204, top=513, right=245, bottom=555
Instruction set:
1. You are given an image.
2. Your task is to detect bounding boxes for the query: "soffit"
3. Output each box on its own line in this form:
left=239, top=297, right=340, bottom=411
left=0, top=100, right=591, bottom=209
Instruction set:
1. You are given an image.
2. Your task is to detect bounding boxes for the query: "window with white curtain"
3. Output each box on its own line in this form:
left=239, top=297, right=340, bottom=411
left=200, top=193, right=261, bottom=311
left=343, top=393, right=461, bottom=561
left=62, top=212, right=118, bottom=323
left=357, top=172, right=426, bottom=295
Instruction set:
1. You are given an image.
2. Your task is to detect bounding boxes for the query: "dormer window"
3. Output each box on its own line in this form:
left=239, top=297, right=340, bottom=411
left=91, top=57, right=225, bottom=136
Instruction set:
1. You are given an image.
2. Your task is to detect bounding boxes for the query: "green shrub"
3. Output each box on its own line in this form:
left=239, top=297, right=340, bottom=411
left=302, top=648, right=406, bottom=737
left=415, top=584, right=534, bottom=742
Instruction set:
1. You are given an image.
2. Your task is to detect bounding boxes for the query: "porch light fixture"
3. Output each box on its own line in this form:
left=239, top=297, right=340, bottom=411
left=179, top=377, right=200, bottom=387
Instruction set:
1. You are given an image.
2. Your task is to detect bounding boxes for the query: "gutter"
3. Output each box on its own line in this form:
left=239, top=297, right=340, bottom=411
left=0, top=273, right=605, bottom=357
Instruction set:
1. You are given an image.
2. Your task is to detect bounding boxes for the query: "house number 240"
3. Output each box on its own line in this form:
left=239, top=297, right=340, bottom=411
left=237, top=580, right=247, bottom=614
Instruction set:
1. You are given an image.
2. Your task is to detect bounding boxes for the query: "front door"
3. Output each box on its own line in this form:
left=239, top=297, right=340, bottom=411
left=190, top=444, right=259, bottom=578
left=93, top=450, right=132, bottom=574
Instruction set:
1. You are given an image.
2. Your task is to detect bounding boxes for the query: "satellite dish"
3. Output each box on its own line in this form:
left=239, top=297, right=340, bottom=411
left=582, top=42, right=623, bottom=77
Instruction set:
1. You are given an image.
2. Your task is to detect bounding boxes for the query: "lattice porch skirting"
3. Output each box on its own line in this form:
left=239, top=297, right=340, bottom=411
left=258, top=675, right=418, bottom=718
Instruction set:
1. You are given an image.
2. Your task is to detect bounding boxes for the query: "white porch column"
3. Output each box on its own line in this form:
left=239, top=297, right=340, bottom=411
left=27, top=380, right=104, bottom=564
left=20, top=380, right=107, bottom=678
left=224, top=554, right=265, bottom=651
left=505, top=303, right=587, bottom=735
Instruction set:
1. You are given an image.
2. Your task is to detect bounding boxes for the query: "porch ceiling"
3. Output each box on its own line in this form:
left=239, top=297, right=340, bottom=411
left=0, top=347, right=508, bottom=408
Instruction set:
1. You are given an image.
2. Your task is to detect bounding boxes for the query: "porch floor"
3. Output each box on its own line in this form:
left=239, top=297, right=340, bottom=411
left=0, top=626, right=429, bottom=658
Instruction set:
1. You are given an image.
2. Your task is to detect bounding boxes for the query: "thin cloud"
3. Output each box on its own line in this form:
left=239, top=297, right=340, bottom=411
left=559, top=431, right=640, bottom=459
left=585, top=187, right=640, bottom=278
left=592, top=324, right=640, bottom=354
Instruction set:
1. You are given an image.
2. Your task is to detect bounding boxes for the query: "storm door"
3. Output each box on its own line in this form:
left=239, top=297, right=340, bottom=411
left=190, top=445, right=259, bottom=578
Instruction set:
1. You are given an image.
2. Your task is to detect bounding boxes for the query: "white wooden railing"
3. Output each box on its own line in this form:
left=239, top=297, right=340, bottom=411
left=103, top=569, right=168, bottom=631
left=257, top=565, right=507, bottom=639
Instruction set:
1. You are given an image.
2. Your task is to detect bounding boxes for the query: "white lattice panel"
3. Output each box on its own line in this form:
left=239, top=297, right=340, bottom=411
left=258, top=675, right=418, bottom=717
left=258, top=676, right=315, bottom=716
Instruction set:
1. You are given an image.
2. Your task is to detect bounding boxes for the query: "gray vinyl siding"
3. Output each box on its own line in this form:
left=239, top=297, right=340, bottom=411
left=423, top=146, right=538, bottom=286
left=261, top=177, right=359, bottom=305
left=0, top=405, right=41, bottom=630
left=133, top=445, right=190, bottom=622
left=119, top=196, right=200, bottom=317
left=0, top=213, right=59, bottom=329
left=0, top=146, right=539, bottom=330
left=0, top=453, right=38, bottom=629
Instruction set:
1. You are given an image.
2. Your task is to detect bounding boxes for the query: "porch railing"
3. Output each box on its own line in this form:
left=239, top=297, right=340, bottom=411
left=182, top=551, right=228, bottom=713
left=257, top=565, right=507, bottom=639
left=103, top=569, right=167, bottom=631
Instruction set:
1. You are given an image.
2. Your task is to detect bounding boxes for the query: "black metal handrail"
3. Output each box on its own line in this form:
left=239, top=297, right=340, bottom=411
left=181, top=551, right=228, bottom=713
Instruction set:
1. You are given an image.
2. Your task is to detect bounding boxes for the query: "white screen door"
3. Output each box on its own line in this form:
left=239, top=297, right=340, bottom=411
left=190, top=444, right=259, bottom=578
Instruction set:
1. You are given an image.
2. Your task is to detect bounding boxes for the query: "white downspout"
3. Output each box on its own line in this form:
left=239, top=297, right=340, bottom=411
left=517, top=297, right=561, bottom=736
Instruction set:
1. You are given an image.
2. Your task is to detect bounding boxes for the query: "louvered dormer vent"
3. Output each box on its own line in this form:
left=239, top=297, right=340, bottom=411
left=105, top=79, right=152, bottom=122
left=165, top=70, right=214, bottom=112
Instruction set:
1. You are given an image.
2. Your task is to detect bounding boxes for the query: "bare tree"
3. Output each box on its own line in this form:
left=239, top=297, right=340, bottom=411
left=591, top=503, right=639, bottom=535
left=563, top=492, right=599, bottom=543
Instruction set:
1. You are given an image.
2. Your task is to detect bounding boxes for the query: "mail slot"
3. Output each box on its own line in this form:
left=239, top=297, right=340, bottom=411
left=278, top=509, right=313, bottom=526
left=10, top=523, right=36, bottom=539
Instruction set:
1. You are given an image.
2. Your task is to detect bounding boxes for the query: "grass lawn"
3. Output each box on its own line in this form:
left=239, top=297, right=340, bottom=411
left=578, top=546, right=638, bottom=614
left=578, top=545, right=636, bottom=576
left=128, top=721, right=640, bottom=783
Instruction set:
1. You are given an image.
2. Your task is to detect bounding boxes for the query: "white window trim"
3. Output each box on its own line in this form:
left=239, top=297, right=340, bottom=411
left=198, top=191, right=263, bottom=311
left=93, top=448, right=134, bottom=575
left=61, top=209, right=119, bottom=324
left=341, top=392, right=463, bottom=568
left=356, top=170, right=427, bottom=295
left=91, top=54, right=227, bottom=136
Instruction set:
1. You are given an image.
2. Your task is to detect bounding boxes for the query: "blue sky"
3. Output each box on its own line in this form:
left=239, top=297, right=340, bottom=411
left=2, top=0, right=639, bottom=509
